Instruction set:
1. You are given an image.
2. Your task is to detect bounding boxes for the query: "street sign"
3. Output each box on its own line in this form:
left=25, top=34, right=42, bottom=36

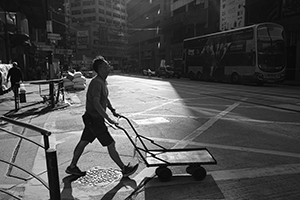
left=36, top=43, right=54, bottom=51
left=46, top=20, right=52, bottom=33
left=54, top=49, right=73, bottom=55
left=47, top=33, right=62, bottom=40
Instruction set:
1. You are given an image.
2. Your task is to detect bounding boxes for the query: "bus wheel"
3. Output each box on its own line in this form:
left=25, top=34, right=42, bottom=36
left=197, top=72, right=203, bottom=81
left=231, top=73, right=240, bottom=84
left=189, top=72, right=195, bottom=80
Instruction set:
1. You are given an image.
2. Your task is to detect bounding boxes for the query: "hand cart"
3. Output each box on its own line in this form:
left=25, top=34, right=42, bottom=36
left=116, top=115, right=217, bottom=182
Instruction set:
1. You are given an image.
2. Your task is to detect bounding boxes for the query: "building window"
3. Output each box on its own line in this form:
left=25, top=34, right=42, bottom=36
left=83, top=8, right=96, bottom=14
left=83, top=0, right=95, bottom=6
left=99, top=17, right=105, bottom=22
left=99, top=8, right=105, bottom=14
left=71, top=10, right=81, bottom=15
left=71, top=2, right=81, bottom=7
left=113, top=13, right=121, bottom=18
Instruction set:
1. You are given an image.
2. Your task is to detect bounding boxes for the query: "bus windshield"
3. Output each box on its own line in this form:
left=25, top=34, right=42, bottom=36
left=257, top=24, right=285, bottom=72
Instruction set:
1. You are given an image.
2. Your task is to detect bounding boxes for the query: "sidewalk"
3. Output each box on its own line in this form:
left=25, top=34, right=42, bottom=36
left=0, top=81, right=70, bottom=118
left=0, top=81, right=147, bottom=200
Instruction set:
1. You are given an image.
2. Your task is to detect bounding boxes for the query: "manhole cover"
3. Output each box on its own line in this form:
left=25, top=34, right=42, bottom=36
left=75, top=166, right=122, bottom=187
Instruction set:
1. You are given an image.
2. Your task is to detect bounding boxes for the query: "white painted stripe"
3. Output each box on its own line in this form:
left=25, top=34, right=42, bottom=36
left=133, top=117, right=169, bottom=125
left=129, top=99, right=178, bottom=117
left=148, top=137, right=300, bottom=159
left=136, top=113, right=300, bottom=126
left=55, top=132, right=300, bottom=159
left=137, top=113, right=199, bottom=119
left=173, top=98, right=247, bottom=149
left=133, top=98, right=247, bottom=185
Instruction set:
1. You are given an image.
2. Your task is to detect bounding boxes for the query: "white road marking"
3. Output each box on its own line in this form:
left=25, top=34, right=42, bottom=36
left=133, top=98, right=247, bottom=185
left=129, top=99, right=178, bottom=117
left=173, top=98, right=247, bottom=149
left=26, top=129, right=298, bottom=198
left=136, top=113, right=300, bottom=126
left=146, top=137, right=300, bottom=159
left=133, top=117, right=169, bottom=125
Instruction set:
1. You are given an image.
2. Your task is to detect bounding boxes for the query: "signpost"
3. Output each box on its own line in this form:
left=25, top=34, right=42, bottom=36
left=47, top=33, right=62, bottom=40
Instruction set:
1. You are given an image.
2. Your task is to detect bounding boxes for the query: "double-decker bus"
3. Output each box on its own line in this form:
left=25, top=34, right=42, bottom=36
left=183, top=23, right=286, bottom=85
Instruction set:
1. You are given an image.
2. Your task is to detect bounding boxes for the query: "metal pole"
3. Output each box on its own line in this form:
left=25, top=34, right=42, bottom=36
left=49, top=82, right=54, bottom=108
left=43, top=135, right=50, bottom=150
left=139, top=33, right=141, bottom=71
left=46, top=149, right=61, bottom=200
left=4, top=11, right=11, bottom=63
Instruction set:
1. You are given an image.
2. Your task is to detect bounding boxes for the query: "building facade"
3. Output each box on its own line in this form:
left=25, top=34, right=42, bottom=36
left=67, top=0, right=128, bottom=70
left=127, top=0, right=171, bottom=72
left=0, top=1, right=48, bottom=80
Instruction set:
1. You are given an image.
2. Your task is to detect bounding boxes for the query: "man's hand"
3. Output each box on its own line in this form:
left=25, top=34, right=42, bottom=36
left=112, top=110, right=120, bottom=117
left=107, top=117, right=119, bottom=125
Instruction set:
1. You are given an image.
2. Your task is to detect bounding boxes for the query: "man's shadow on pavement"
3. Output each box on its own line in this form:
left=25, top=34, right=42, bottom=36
left=61, top=174, right=81, bottom=200
left=60, top=175, right=137, bottom=200
left=101, top=177, right=137, bottom=200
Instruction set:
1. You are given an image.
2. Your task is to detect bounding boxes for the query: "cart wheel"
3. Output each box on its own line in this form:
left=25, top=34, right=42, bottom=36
left=186, top=164, right=199, bottom=174
left=192, top=166, right=206, bottom=181
left=156, top=167, right=172, bottom=182
left=186, top=165, right=195, bottom=175
left=186, top=165, right=207, bottom=181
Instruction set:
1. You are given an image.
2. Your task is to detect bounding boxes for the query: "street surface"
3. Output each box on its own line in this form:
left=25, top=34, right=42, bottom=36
left=1, top=74, right=300, bottom=199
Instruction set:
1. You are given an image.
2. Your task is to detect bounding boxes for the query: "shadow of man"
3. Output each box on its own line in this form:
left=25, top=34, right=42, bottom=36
left=101, top=177, right=137, bottom=200
left=61, top=174, right=81, bottom=200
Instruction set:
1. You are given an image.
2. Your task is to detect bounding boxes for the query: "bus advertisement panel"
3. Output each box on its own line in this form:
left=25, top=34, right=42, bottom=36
left=183, top=23, right=285, bottom=85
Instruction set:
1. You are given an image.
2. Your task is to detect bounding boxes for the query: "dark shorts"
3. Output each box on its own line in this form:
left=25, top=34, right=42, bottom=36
left=81, top=113, right=114, bottom=146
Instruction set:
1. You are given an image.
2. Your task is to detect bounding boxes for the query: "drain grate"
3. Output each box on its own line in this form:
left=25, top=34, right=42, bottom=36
left=75, top=166, right=122, bottom=187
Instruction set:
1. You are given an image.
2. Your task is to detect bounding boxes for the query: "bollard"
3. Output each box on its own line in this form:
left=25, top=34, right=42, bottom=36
left=14, top=90, right=19, bottom=111
left=46, top=149, right=61, bottom=200
left=19, top=83, right=26, bottom=103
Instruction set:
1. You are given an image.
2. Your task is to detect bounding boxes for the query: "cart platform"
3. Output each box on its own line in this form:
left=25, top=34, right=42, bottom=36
left=146, top=148, right=216, bottom=167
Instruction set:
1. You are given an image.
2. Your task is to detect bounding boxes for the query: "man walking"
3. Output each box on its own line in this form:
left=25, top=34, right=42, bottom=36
left=66, top=56, right=138, bottom=177
left=7, top=62, right=23, bottom=96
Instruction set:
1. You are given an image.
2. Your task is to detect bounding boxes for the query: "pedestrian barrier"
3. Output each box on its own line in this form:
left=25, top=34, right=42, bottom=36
left=30, top=78, right=65, bottom=108
left=0, top=116, right=61, bottom=200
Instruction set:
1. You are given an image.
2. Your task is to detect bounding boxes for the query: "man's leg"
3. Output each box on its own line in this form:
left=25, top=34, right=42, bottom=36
left=69, top=140, right=89, bottom=167
left=107, top=141, right=139, bottom=177
left=107, top=141, right=124, bottom=169
left=66, top=140, right=89, bottom=176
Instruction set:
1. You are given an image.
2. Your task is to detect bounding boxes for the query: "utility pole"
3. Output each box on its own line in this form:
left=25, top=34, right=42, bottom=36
left=45, top=0, right=53, bottom=80
left=3, top=11, right=11, bottom=63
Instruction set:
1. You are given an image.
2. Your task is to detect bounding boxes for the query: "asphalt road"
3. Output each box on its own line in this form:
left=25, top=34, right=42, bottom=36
left=1, top=74, right=300, bottom=199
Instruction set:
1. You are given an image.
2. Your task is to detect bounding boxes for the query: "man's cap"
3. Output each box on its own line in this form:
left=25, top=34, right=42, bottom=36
left=12, top=62, right=18, bottom=67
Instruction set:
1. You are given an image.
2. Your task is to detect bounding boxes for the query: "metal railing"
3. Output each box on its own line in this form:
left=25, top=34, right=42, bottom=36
left=0, top=116, right=61, bottom=200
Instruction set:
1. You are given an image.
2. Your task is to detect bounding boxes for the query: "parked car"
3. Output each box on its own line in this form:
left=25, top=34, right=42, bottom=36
left=142, top=69, right=156, bottom=76
left=156, top=66, right=180, bottom=78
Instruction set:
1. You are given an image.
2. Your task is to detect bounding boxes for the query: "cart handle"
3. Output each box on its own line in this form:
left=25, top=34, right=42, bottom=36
left=115, top=115, right=167, bottom=150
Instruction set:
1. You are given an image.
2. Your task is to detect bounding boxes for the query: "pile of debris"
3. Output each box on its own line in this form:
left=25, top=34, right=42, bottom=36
left=63, top=71, right=86, bottom=91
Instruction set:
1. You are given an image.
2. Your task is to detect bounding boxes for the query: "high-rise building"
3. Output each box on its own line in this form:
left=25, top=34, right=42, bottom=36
left=66, top=0, right=128, bottom=70
left=127, top=0, right=168, bottom=72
